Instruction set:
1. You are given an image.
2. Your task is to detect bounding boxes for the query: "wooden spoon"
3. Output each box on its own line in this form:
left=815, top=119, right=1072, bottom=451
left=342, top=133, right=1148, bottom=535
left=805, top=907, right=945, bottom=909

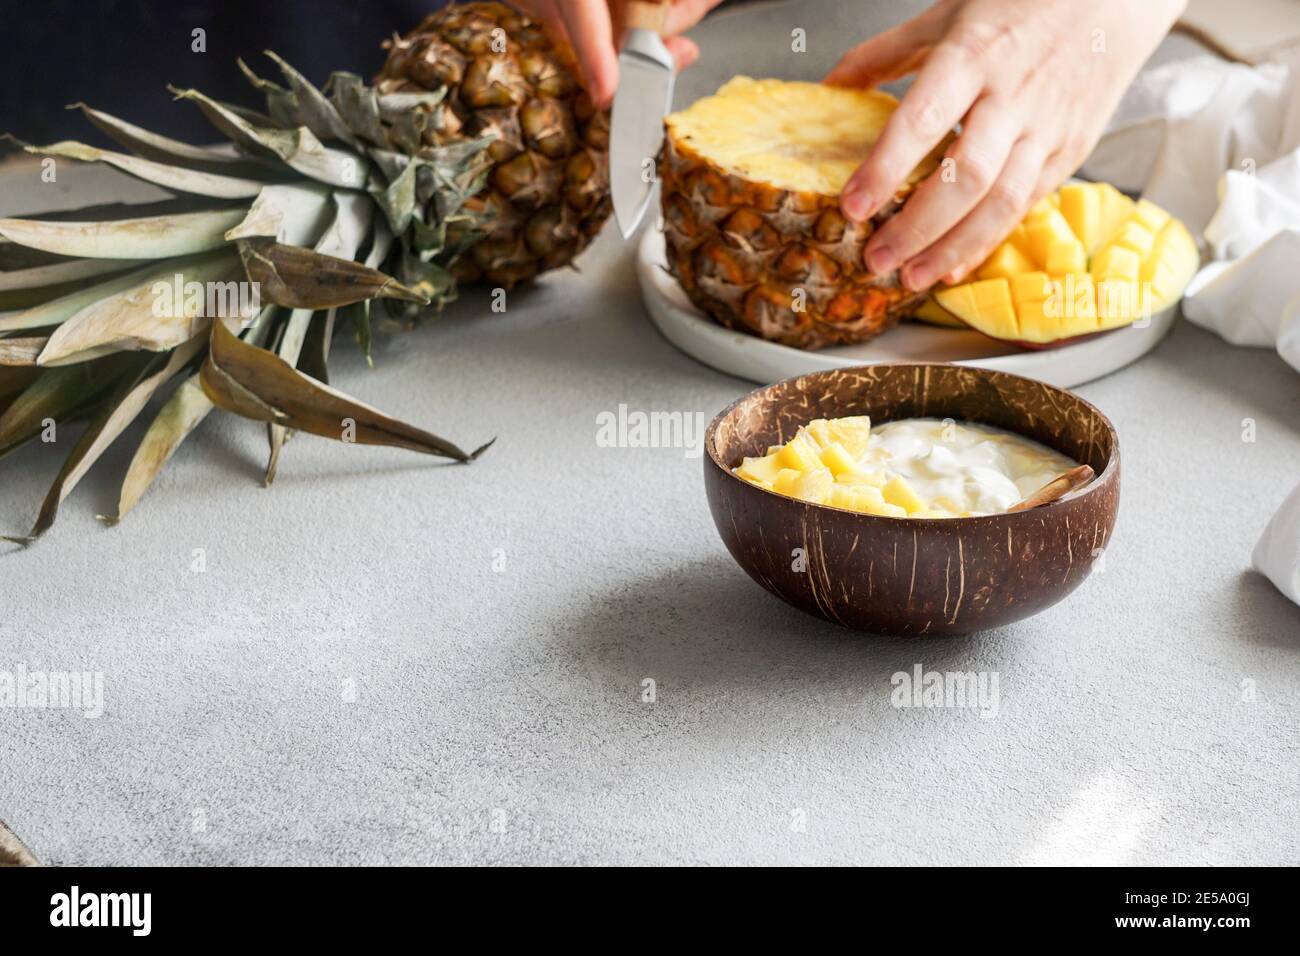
left=1007, top=464, right=1095, bottom=513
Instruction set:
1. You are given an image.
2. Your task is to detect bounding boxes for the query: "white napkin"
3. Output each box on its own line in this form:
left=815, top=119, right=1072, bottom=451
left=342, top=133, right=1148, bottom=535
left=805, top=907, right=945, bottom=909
left=1081, top=49, right=1300, bottom=605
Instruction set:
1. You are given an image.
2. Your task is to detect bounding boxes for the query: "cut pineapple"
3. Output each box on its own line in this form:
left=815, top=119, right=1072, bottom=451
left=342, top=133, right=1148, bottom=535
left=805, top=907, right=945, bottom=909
left=881, top=475, right=926, bottom=515
left=928, top=182, right=1198, bottom=344
left=662, top=78, right=950, bottom=350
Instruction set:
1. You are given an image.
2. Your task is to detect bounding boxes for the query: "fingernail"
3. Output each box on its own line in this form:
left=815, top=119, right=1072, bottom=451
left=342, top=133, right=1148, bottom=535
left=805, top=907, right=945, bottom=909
left=842, top=188, right=874, bottom=223
left=902, top=262, right=931, bottom=291
left=866, top=244, right=896, bottom=275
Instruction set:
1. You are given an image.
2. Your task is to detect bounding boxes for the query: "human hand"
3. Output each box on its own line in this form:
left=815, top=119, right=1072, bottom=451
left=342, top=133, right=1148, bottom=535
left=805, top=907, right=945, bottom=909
left=514, top=0, right=723, bottom=108
left=826, top=0, right=1186, bottom=290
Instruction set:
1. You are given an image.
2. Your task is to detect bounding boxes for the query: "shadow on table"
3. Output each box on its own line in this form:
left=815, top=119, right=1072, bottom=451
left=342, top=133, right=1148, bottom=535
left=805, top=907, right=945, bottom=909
left=1229, top=569, right=1300, bottom=650
left=564, top=552, right=1011, bottom=692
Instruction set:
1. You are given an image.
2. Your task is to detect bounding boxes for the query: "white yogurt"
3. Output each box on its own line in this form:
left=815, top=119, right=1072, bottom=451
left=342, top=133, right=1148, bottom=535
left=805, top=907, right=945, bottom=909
left=865, top=418, right=1080, bottom=516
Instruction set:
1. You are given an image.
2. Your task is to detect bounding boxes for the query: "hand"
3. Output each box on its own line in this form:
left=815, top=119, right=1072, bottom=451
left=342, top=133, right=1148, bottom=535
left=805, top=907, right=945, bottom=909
left=515, top=0, right=723, bottom=108
left=826, top=0, right=1186, bottom=290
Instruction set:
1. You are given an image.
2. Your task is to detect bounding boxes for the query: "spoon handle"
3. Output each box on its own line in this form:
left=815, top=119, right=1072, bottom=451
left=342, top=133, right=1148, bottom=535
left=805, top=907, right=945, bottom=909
left=1007, top=464, right=1095, bottom=513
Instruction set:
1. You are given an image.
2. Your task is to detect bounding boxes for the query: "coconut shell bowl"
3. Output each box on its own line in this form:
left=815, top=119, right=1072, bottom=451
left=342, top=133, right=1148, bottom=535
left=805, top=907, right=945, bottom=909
left=704, top=363, right=1119, bottom=636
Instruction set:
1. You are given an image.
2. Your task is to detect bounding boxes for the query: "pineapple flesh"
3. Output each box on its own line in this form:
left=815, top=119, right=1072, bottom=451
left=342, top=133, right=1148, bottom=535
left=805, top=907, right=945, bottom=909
left=661, top=78, right=947, bottom=350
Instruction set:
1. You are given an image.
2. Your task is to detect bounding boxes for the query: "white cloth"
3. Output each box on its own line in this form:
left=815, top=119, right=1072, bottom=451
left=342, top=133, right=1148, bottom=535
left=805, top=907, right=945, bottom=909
left=1082, top=50, right=1300, bottom=606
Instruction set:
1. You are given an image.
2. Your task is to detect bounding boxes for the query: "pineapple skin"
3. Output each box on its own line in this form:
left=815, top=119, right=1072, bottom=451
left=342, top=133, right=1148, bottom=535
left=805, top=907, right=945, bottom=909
left=661, top=85, right=933, bottom=351
left=377, top=2, right=612, bottom=288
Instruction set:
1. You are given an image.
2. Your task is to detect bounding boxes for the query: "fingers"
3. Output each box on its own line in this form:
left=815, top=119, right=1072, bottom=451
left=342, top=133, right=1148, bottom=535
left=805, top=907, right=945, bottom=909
left=863, top=95, right=1021, bottom=280
left=559, top=0, right=619, bottom=107
left=824, top=4, right=952, bottom=87
left=664, top=0, right=726, bottom=36
left=841, top=39, right=985, bottom=222
left=901, top=137, right=1048, bottom=290
left=665, top=35, right=701, bottom=71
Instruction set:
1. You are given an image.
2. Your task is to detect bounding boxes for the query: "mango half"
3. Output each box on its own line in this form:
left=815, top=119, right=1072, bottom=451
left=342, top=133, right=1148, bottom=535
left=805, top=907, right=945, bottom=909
left=919, top=183, right=1199, bottom=346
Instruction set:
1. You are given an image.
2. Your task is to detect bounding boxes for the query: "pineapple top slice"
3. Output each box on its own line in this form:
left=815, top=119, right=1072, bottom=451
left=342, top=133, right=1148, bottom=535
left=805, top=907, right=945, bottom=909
left=666, top=77, right=945, bottom=196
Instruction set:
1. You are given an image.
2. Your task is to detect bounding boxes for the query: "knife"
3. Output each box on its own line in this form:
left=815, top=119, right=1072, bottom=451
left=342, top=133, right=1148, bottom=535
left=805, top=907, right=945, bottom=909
left=611, top=0, right=676, bottom=238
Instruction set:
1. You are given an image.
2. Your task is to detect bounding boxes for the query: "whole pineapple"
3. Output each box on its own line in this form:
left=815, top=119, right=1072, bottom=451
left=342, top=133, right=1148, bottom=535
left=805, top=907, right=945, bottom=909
left=377, top=2, right=611, bottom=287
left=661, top=77, right=947, bottom=350
left=0, top=2, right=608, bottom=543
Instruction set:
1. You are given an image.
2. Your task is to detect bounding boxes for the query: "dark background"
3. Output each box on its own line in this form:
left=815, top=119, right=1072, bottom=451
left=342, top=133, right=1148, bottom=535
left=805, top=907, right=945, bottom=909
left=1, top=0, right=450, bottom=144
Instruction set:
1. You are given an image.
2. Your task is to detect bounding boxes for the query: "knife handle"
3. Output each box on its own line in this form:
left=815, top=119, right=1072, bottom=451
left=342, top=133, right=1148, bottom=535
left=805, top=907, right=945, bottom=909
left=626, top=0, right=670, bottom=33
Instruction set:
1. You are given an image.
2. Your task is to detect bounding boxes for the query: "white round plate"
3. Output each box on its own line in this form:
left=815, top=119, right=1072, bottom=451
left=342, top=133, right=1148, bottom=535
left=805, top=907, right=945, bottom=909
left=637, top=230, right=1176, bottom=388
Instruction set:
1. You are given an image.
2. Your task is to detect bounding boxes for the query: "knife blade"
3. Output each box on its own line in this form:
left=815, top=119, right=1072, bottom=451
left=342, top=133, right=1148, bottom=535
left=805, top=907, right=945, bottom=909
left=611, top=1, right=676, bottom=239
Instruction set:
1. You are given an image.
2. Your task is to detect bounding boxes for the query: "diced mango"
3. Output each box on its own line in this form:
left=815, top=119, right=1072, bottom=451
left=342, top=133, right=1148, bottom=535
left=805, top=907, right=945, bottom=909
left=1092, top=245, right=1141, bottom=282
left=978, top=240, right=1036, bottom=280
left=937, top=277, right=1017, bottom=340
left=1045, top=239, right=1086, bottom=277
left=908, top=184, right=1193, bottom=344
left=1098, top=183, right=1136, bottom=247
left=910, top=298, right=968, bottom=328
left=1060, top=182, right=1104, bottom=253
left=1026, top=208, right=1076, bottom=268
left=1049, top=274, right=1096, bottom=324
left=1011, top=271, right=1052, bottom=304
left=1113, top=222, right=1155, bottom=258
left=1134, top=198, right=1170, bottom=233
left=1097, top=279, right=1143, bottom=328
left=1013, top=298, right=1067, bottom=344
left=1005, top=224, right=1034, bottom=260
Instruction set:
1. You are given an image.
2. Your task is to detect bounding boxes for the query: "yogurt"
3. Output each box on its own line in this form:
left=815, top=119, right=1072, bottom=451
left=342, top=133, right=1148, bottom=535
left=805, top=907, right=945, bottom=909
left=864, top=418, right=1080, bottom=516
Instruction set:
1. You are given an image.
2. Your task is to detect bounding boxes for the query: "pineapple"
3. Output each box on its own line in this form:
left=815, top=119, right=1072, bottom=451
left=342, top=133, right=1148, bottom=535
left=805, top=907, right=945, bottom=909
left=734, top=415, right=911, bottom=517
left=920, top=181, right=1199, bottom=346
left=376, top=2, right=611, bottom=287
left=0, top=2, right=607, bottom=543
left=661, top=78, right=948, bottom=350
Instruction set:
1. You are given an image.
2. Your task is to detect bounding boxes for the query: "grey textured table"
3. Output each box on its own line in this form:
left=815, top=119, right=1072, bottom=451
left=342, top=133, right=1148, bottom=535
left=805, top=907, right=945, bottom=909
left=3, top=0, right=1299, bottom=866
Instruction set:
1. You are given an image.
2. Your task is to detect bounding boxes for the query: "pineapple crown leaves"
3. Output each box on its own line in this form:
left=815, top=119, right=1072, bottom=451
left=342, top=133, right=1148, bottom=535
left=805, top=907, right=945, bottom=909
left=0, top=51, right=497, bottom=546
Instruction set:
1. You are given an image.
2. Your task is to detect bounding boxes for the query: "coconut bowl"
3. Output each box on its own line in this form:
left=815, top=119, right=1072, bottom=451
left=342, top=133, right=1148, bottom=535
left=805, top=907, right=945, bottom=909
left=704, top=363, right=1119, bottom=636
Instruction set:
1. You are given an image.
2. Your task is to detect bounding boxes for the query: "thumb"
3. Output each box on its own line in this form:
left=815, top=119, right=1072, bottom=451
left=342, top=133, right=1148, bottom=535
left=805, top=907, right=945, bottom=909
left=824, top=6, right=951, bottom=87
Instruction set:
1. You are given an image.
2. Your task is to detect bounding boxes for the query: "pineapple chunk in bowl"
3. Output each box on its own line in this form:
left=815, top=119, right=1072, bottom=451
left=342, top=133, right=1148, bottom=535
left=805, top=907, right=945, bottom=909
left=704, top=363, right=1119, bottom=636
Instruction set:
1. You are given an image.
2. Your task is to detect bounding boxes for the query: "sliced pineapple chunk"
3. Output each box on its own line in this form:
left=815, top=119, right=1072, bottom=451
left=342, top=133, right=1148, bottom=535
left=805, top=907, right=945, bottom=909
left=734, top=418, right=922, bottom=517
left=735, top=452, right=783, bottom=486
left=881, top=475, right=926, bottom=514
left=819, top=441, right=861, bottom=477
left=777, top=432, right=821, bottom=472
left=827, top=416, right=872, bottom=455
